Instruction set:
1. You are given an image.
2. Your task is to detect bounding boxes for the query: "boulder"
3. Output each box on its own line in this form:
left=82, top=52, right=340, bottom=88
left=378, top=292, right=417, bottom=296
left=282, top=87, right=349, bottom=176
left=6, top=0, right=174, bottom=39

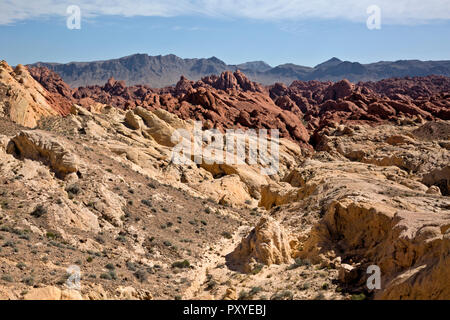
left=7, top=130, right=79, bottom=179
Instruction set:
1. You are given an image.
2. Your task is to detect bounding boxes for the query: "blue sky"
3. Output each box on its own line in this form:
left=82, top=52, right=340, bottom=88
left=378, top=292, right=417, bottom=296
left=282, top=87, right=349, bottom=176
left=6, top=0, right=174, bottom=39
left=1, top=0, right=449, bottom=67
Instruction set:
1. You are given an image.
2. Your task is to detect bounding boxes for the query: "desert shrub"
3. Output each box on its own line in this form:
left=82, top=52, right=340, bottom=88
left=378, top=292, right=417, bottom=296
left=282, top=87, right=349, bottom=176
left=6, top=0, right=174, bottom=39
left=141, top=199, right=152, bottom=207
left=221, top=232, right=232, bottom=239
left=105, top=263, right=115, bottom=270
left=102, top=271, right=117, bottom=280
left=314, top=293, right=326, bottom=300
left=163, top=241, right=172, bottom=247
left=94, top=235, right=105, bottom=244
left=66, top=184, right=81, bottom=196
left=31, top=205, right=47, bottom=218
left=1, top=275, right=13, bottom=282
left=299, top=282, right=311, bottom=290
left=172, top=260, right=190, bottom=269
left=21, top=277, right=34, bottom=285
left=251, top=263, right=264, bottom=275
left=1, top=200, right=9, bottom=209
left=271, top=290, right=294, bottom=300
left=100, top=273, right=112, bottom=280
left=249, top=286, right=263, bottom=296
left=134, top=270, right=148, bottom=283
left=206, top=278, right=217, bottom=290
left=3, top=240, right=15, bottom=248
left=116, top=235, right=126, bottom=243
left=238, top=291, right=250, bottom=300
left=16, top=262, right=27, bottom=270
left=287, top=258, right=311, bottom=270
left=46, top=232, right=57, bottom=239
left=351, top=293, right=366, bottom=301
left=19, top=234, right=30, bottom=240
left=126, top=261, right=137, bottom=271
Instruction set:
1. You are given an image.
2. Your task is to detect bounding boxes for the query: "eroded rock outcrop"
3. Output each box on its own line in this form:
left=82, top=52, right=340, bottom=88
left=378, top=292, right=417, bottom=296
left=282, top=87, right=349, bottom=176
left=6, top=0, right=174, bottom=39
left=227, top=216, right=293, bottom=272
left=23, top=286, right=83, bottom=300
left=0, top=61, right=448, bottom=301
left=6, top=130, right=79, bottom=179
left=0, top=62, right=61, bottom=127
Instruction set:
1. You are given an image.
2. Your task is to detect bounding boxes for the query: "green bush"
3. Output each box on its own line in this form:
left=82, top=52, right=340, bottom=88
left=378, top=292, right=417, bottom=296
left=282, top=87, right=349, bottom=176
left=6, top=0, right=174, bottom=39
left=351, top=293, right=366, bottom=301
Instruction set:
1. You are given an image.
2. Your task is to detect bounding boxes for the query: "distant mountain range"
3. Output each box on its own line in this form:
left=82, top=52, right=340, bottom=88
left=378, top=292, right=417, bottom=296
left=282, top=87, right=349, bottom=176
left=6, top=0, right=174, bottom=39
left=30, top=54, right=450, bottom=88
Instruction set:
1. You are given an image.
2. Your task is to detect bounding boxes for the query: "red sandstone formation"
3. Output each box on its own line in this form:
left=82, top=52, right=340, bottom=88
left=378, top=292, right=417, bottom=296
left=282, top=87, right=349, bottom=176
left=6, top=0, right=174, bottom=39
left=27, top=66, right=74, bottom=115
left=27, top=66, right=450, bottom=145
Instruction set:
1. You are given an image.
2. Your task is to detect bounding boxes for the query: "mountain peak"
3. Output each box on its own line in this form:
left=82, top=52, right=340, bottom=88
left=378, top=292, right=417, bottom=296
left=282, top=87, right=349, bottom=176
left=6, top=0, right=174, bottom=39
left=314, top=57, right=343, bottom=69
left=208, top=56, right=226, bottom=64
left=236, top=61, right=272, bottom=73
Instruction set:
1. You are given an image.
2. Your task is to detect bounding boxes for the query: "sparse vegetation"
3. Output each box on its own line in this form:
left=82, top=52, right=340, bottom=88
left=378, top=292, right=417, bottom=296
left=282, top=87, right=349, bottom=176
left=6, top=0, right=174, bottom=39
left=172, top=260, right=190, bottom=269
left=221, top=231, right=232, bottom=239
left=251, top=263, right=264, bottom=275
left=21, top=276, right=34, bottom=286
left=238, top=290, right=250, bottom=300
left=134, top=270, right=148, bottom=283
left=271, top=290, right=294, bottom=300
left=126, top=261, right=137, bottom=271
left=351, top=293, right=366, bottom=301
left=1, top=275, right=13, bottom=282
left=116, top=235, right=126, bottom=243
left=30, top=204, right=47, bottom=217
left=298, top=282, right=311, bottom=291
left=105, top=263, right=115, bottom=270
left=141, top=199, right=152, bottom=207
left=314, top=293, right=326, bottom=300
left=287, top=258, right=311, bottom=270
left=249, top=286, right=263, bottom=297
left=94, top=235, right=105, bottom=244
left=66, top=184, right=81, bottom=198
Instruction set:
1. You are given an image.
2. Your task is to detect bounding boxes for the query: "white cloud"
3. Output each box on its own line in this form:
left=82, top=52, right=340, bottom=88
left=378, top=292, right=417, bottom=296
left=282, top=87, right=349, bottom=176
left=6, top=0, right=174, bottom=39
left=0, top=0, right=449, bottom=25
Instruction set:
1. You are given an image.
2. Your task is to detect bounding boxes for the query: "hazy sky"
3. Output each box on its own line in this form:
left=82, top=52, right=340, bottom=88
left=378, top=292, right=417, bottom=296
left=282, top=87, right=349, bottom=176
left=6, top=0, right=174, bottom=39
left=1, top=0, right=449, bottom=66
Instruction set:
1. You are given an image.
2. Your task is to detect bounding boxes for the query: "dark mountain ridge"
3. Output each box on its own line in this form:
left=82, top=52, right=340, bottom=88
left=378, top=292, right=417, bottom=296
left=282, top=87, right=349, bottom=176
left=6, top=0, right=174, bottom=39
left=30, top=53, right=450, bottom=88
